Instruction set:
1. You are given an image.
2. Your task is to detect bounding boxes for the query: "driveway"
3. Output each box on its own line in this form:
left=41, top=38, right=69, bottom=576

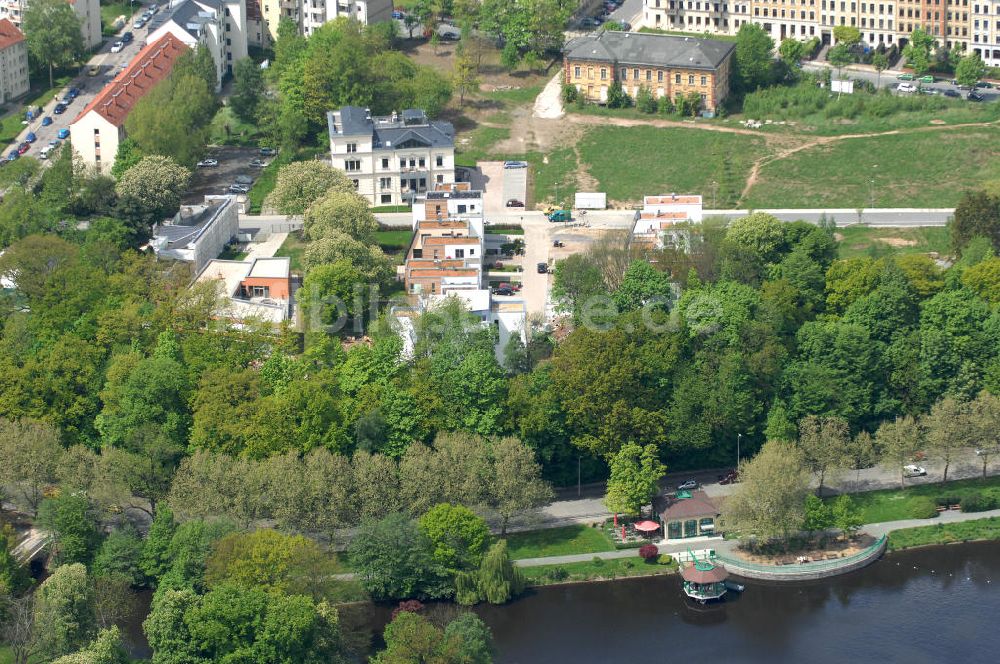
left=185, top=146, right=262, bottom=203
left=479, top=161, right=506, bottom=214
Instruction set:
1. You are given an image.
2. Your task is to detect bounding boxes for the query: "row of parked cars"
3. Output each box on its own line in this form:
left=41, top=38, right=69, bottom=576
left=195, top=148, right=277, bottom=194
left=111, top=30, right=135, bottom=54
left=133, top=4, right=159, bottom=30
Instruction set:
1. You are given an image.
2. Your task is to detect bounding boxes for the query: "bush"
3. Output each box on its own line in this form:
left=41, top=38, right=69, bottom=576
left=638, top=544, right=659, bottom=561
left=591, top=556, right=605, bottom=566
left=545, top=567, right=569, bottom=581
left=657, top=554, right=673, bottom=566
left=561, top=83, right=578, bottom=105
left=935, top=495, right=962, bottom=508
left=960, top=493, right=997, bottom=513
left=908, top=497, right=939, bottom=519
left=622, top=559, right=634, bottom=569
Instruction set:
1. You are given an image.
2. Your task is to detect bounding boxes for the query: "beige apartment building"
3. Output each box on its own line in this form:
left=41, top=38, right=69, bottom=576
left=0, top=18, right=28, bottom=104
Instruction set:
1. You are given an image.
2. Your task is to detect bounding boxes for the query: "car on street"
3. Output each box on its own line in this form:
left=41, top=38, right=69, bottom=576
left=49, top=139, right=62, bottom=147
left=249, top=158, right=267, bottom=168
left=228, top=184, right=251, bottom=194
left=976, top=81, right=993, bottom=88
left=25, top=132, right=36, bottom=143
left=150, top=3, right=159, bottom=13
left=440, top=31, right=459, bottom=41
left=133, top=18, right=145, bottom=29
left=536, top=262, right=548, bottom=274
left=943, top=89, right=961, bottom=98
left=506, top=199, right=524, bottom=207
left=677, top=479, right=699, bottom=491
left=896, top=82, right=917, bottom=93
left=922, top=88, right=940, bottom=95
left=896, top=73, right=914, bottom=81
left=17, top=142, right=30, bottom=155
left=234, top=174, right=254, bottom=185
left=919, top=75, right=934, bottom=84
left=493, top=286, right=514, bottom=296
left=902, top=464, right=927, bottom=477
left=53, top=103, right=67, bottom=114
left=39, top=145, right=54, bottom=159
left=88, top=65, right=100, bottom=76
left=392, top=10, right=404, bottom=18
left=57, top=128, right=70, bottom=139
left=503, top=160, right=528, bottom=169
left=259, top=147, right=277, bottom=156
left=111, top=41, right=124, bottom=53
left=41, top=116, right=52, bottom=126
left=197, top=158, right=219, bottom=167
left=7, top=150, right=18, bottom=161
left=122, top=32, right=134, bottom=44
left=968, top=90, right=985, bottom=102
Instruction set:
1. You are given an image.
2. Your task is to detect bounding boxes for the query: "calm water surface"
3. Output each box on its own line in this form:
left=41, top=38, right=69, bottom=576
left=475, top=542, right=1000, bottom=664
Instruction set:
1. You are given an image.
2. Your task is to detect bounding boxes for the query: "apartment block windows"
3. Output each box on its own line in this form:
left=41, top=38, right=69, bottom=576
left=418, top=157, right=426, bottom=167
left=675, top=73, right=682, bottom=83
left=688, top=74, right=695, bottom=84
left=455, top=249, right=465, bottom=258
left=379, top=177, right=391, bottom=189
left=345, top=160, right=361, bottom=171
left=575, top=66, right=581, bottom=77
left=436, top=155, right=443, bottom=166
left=347, top=143, right=357, bottom=153
left=382, top=158, right=389, bottom=169
left=601, top=68, right=608, bottom=80
left=701, top=75, right=707, bottom=85
left=658, top=70, right=664, bottom=82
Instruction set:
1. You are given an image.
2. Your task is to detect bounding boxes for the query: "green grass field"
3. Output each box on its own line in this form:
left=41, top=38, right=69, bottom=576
left=208, top=106, right=262, bottom=147
left=744, top=127, right=1000, bottom=208
left=835, top=225, right=951, bottom=259
left=373, top=229, right=413, bottom=254
left=578, top=126, right=766, bottom=203
left=888, top=516, right=1000, bottom=551
left=520, top=556, right=678, bottom=586
left=505, top=524, right=615, bottom=559
left=100, top=0, right=135, bottom=36
left=845, top=476, right=1000, bottom=524
left=276, top=231, right=307, bottom=274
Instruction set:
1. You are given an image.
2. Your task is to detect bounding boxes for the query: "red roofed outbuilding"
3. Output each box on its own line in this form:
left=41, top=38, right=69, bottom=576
left=69, top=33, right=188, bottom=174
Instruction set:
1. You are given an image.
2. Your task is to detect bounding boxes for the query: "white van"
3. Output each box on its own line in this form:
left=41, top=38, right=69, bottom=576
left=38, top=145, right=53, bottom=159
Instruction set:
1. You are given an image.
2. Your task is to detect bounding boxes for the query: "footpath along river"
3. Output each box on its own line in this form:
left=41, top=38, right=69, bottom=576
left=474, top=541, right=1000, bottom=664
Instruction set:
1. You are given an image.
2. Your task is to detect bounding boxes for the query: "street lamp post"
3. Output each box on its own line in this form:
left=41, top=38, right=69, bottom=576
left=737, top=433, right=742, bottom=468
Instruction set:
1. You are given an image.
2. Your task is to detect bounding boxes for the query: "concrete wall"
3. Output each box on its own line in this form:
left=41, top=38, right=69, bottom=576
left=716, top=536, right=888, bottom=582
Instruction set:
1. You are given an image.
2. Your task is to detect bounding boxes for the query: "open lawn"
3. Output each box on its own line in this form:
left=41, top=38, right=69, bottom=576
left=888, top=516, right=1000, bottom=551
left=744, top=127, right=1000, bottom=208
left=578, top=126, right=766, bottom=204
left=100, top=0, right=135, bottom=35
left=843, top=476, right=1000, bottom=524
left=276, top=231, right=307, bottom=273
left=505, top=524, right=614, bottom=559
left=835, top=225, right=951, bottom=259
left=520, top=556, right=678, bottom=586
left=209, top=106, right=262, bottom=147
left=373, top=229, right=413, bottom=254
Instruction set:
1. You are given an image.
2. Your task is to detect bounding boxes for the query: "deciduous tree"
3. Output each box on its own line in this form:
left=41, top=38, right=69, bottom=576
left=114, top=156, right=191, bottom=238
left=722, top=441, right=810, bottom=545
left=22, top=0, right=83, bottom=87
left=264, top=161, right=354, bottom=215
left=923, top=396, right=974, bottom=482
left=796, top=415, right=851, bottom=493
left=348, top=513, right=450, bottom=601
left=303, top=190, right=378, bottom=242
left=0, top=418, right=62, bottom=514
left=955, top=51, right=986, bottom=88
left=604, top=443, right=666, bottom=516
left=876, top=415, right=924, bottom=488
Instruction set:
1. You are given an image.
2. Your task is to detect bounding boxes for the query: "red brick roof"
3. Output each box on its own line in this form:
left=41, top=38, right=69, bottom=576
left=73, top=34, right=188, bottom=128
left=0, top=19, right=24, bottom=50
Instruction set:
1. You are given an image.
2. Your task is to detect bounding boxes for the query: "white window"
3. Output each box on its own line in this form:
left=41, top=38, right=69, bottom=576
left=347, top=143, right=357, bottom=153
left=345, top=160, right=360, bottom=171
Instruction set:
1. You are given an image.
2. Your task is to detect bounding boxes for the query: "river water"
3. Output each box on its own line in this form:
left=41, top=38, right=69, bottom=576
left=475, top=542, right=1000, bottom=664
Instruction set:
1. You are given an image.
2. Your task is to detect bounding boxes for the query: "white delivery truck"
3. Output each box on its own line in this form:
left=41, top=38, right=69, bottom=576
left=575, top=192, right=607, bottom=210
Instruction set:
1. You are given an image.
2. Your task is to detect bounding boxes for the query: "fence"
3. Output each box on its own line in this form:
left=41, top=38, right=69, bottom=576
left=714, top=535, right=887, bottom=581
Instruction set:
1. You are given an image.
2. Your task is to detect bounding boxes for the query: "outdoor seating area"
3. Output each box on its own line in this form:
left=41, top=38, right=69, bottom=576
left=607, top=516, right=661, bottom=545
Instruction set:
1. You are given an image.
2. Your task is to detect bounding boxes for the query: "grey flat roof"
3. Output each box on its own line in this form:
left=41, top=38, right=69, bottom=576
left=328, top=106, right=455, bottom=149
left=155, top=197, right=231, bottom=249
left=564, top=31, right=735, bottom=71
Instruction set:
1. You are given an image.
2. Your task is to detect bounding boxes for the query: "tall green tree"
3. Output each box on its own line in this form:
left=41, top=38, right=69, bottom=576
left=733, top=22, right=775, bottom=92
left=348, top=513, right=450, bottom=601
left=230, top=57, right=265, bottom=123
left=32, top=564, right=95, bottom=662
left=22, top=0, right=84, bottom=87
left=956, top=51, right=987, bottom=88
left=876, top=415, right=924, bottom=488
left=604, top=443, right=666, bottom=516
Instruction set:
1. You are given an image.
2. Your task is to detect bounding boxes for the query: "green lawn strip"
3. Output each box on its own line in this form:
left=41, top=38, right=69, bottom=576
left=100, top=1, right=135, bottom=36
left=838, top=475, right=1000, bottom=524
left=276, top=230, right=308, bottom=273
left=478, top=85, right=544, bottom=107
left=373, top=229, right=413, bottom=253
left=521, top=556, right=679, bottom=586
left=208, top=106, right=262, bottom=147
left=0, top=645, right=12, bottom=664
left=887, top=516, right=1000, bottom=551
left=744, top=126, right=1000, bottom=208
left=577, top=125, right=766, bottom=204
left=371, top=205, right=412, bottom=213
left=485, top=226, right=524, bottom=235
left=455, top=126, right=511, bottom=166
left=1, top=75, right=73, bottom=145
left=835, top=225, right=951, bottom=259
left=637, top=26, right=738, bottom=42
left=505, top=524, right=615, bottom=559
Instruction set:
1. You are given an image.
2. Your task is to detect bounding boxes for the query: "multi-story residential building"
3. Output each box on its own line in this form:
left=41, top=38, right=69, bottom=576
left=300, top=0, right=391, bottom=35
left=246, top=0, right=267, bottom=47
left=147, top=0, right=248, bottom=86
left=631, top=193, right=704, bottom=251
left=563, top=30, right=735, bottom=111
left=971, top=1, right=1000, bottom=64
left=326, top=106, right=456, bottom=206
left=194, top=256, right=294, bottom=325
left=0, top=0, right=101, bottom=51
left=261, top=0, right=297, bottom=41
left=70, top=33, right=188, bottom=174
left=0, top=18, right=28, bottom=104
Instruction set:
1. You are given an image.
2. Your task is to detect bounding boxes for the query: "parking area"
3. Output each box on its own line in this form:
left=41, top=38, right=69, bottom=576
left=184, top=146, right=265, bottom=203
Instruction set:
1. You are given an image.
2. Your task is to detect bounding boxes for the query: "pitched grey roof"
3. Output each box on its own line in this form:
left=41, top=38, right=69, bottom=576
left=328, top=106, right=455, bottom=149
left=148, top=0, right=221, bottom=40
left=564, top=31, right=735, bottom=71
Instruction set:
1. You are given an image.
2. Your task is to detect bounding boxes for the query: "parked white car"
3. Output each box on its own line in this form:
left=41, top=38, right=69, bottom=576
left=897, top=83, right=917, bottom=93
left=197, top=158, right=218, bottom=168
left=903, top=464, right=927, bottom=477
left=110, top=41, right=124, bottom=53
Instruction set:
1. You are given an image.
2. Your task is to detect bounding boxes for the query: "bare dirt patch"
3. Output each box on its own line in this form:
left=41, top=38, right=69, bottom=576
left=878, top=237, right=918, bottom=247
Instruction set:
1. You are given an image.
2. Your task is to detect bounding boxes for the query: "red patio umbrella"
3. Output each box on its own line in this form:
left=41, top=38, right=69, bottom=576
left=621, top=525, right=625, bottom=540
left=614, top=513, right=618, bottom=527
left=633, top=520, right=660, bottom=532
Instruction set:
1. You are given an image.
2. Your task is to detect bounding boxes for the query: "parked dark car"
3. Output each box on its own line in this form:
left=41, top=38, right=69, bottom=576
left=17, top=142, right=30, bottom=155
left=968, top=91, right=985, bottom=102
left=975, top=81, right=993, bottom=88
left=493, top=286, right=514, bottom=296
left=53, top=103, right=67, bottom=114
left=122, top=32, right=134, bottom=44
left=943, top=89, right=960, bottom=98
left=25, top=132, right=36, bottom=143
left=259, top=147, right=277, bottom=156
left=506, top=199, right=524, bottom=207
left=536, top=262, right=548, bottom=274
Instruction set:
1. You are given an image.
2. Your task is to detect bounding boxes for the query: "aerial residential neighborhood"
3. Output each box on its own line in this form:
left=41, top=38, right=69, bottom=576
left=3, top=1, right=1000, bottom=662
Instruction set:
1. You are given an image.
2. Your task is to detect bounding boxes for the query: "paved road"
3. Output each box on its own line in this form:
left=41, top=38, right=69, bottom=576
left=803, top=61, right=1000, bottom=102
left=4, top=3, right=152, bottom=161
left=610, top=0, right=643, bottom=25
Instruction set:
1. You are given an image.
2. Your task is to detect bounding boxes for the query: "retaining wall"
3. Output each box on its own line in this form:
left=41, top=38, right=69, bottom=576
left=715, top=535, right=888, bottom=582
